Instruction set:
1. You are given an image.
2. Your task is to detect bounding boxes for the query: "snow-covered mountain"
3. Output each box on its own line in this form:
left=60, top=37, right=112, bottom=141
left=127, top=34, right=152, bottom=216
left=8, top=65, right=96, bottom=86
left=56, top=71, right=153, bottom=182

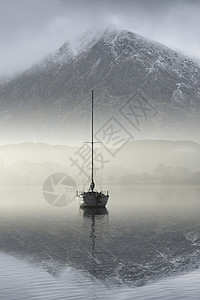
left=0, top=28, right=199, bottom=143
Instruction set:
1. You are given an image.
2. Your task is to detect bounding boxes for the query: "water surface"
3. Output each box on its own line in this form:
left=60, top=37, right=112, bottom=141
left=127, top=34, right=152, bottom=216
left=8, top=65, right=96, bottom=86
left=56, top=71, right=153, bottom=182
left=0, top=185, right=200, bottom=299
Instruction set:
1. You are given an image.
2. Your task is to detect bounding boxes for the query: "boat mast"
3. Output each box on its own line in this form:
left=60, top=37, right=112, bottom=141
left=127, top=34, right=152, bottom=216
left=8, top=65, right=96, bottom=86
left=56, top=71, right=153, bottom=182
left=91, top=90, right=95, bottom=192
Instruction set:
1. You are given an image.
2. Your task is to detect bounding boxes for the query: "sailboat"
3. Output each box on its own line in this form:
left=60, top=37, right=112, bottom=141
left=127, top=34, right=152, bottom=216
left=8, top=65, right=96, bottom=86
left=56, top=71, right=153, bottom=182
left=76, top=91, right=109, bottom=207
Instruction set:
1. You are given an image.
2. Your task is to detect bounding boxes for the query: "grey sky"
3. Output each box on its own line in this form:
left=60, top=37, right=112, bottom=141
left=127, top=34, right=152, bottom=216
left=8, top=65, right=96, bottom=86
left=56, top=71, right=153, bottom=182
left=1, top=0, right=200, bottom=76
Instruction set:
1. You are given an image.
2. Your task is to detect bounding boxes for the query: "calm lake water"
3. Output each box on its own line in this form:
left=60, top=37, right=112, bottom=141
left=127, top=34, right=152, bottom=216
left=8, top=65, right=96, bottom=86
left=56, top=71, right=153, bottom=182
left=0, top=185, right=200, bottom=299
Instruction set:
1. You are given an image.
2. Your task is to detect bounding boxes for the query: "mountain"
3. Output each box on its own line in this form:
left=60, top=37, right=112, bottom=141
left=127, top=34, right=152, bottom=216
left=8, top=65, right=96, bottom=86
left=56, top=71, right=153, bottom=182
left=0, top=140, right=199, bottom=186
left=0, top=28, right=200, bottom=143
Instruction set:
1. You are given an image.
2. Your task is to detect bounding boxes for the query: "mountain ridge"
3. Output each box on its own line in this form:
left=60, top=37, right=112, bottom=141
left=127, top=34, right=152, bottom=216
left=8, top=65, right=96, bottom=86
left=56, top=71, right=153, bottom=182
left=0, top=28, right=199, bottom=143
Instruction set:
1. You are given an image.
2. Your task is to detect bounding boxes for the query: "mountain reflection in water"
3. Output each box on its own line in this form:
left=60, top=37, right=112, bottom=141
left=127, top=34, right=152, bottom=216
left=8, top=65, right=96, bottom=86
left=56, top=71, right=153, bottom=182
left=0, top=186, right=200, bottom=288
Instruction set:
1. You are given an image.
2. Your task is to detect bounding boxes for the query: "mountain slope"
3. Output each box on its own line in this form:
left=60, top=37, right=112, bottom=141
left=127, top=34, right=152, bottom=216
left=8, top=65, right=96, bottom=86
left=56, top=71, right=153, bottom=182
left=0, top=29, right=199, bottom=142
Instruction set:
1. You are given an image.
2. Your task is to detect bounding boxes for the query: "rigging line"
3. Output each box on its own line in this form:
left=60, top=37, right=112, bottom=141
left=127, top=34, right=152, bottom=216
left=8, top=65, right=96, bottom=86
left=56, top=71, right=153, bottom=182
left=98, top=93, right=103, bottom=191
left=100, top=141, right=102, bottom=190
left=82, top=94, right=92, bottom=190
left=91, top=90, right=94, bottom=191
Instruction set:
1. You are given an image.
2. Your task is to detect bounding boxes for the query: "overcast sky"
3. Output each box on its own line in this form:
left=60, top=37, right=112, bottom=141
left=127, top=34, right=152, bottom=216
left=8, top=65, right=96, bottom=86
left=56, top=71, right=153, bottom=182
left=1, top=0, right=200, bottom=76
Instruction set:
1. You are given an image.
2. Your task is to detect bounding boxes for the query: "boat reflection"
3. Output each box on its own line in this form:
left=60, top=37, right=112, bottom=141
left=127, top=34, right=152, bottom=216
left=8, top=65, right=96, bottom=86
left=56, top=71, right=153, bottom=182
left=79, top=207, right=109, bottom=276
left=79, top=207, right=109, bottom=218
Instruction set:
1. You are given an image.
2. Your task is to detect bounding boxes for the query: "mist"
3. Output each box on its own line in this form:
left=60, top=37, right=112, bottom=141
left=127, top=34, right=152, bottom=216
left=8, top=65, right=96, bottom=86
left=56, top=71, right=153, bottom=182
left=1, top=0, right=200, bottom=76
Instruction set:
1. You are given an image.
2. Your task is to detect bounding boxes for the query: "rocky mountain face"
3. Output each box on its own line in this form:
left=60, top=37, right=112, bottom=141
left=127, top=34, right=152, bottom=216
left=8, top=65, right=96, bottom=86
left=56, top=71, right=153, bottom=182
left=0, top=29, right=199, bottom=142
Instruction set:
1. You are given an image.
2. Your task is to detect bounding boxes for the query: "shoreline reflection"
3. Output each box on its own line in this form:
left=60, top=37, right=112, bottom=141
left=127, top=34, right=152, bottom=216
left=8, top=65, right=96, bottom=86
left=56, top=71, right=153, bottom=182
left=0, top=186, right=199, bottom=288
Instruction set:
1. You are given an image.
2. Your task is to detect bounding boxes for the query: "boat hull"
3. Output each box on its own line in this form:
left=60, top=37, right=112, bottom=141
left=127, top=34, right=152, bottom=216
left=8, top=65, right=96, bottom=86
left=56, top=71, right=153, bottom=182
left=77, top=192, right=109, bottom=208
